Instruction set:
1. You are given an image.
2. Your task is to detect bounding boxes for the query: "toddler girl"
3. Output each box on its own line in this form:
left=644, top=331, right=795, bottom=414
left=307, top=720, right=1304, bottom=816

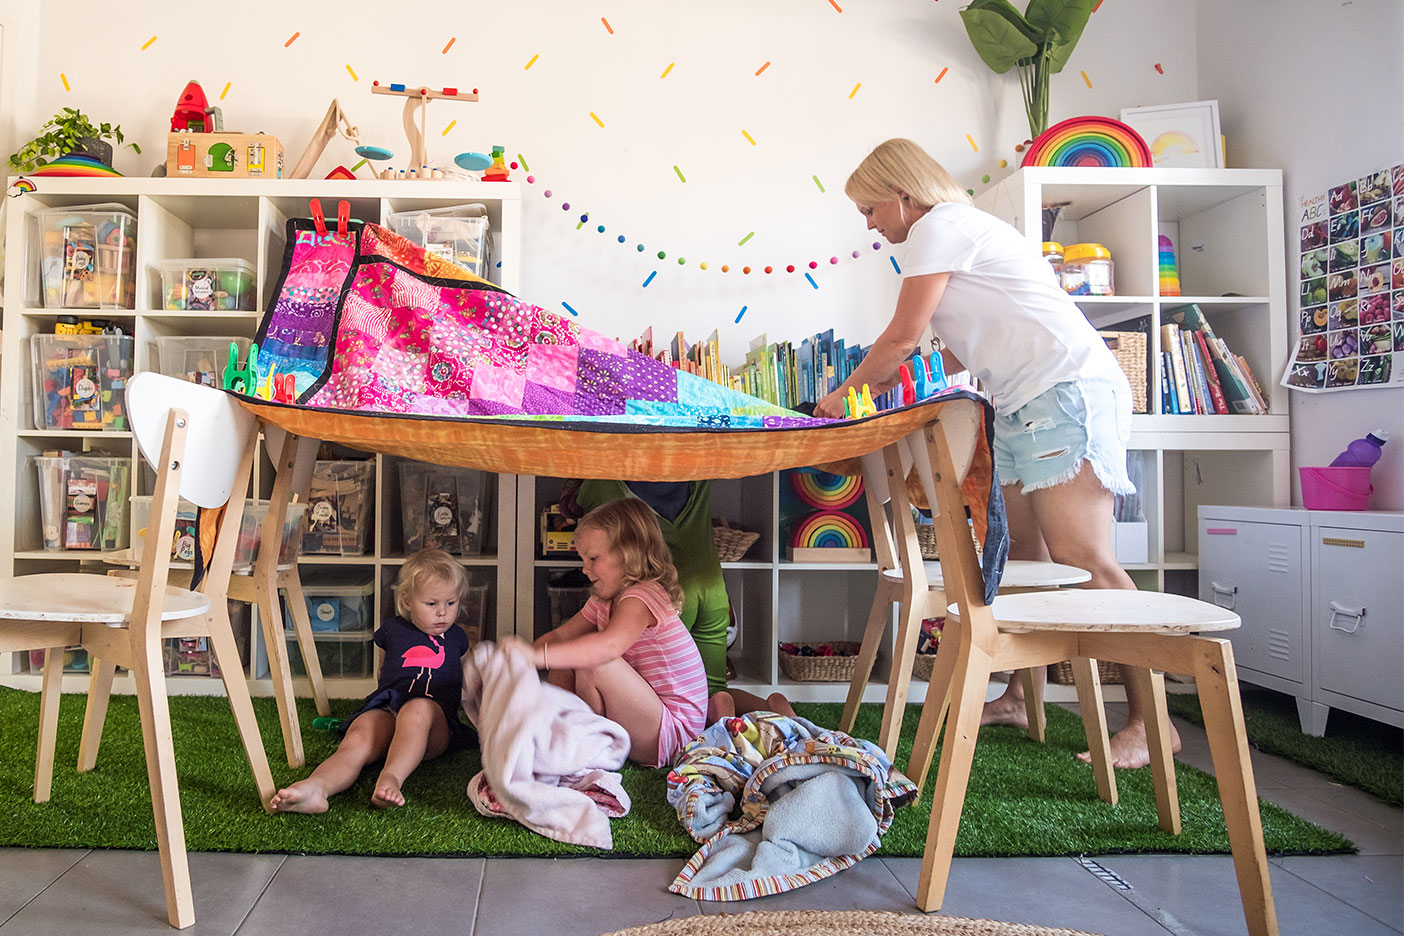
left=521, top=497, right=708, bottom=767
left=271, top=548, right=477, bottom=812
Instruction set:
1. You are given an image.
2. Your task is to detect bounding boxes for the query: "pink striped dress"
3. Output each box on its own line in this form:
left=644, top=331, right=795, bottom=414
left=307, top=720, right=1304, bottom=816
left=582, top=581, right=709, bottom=767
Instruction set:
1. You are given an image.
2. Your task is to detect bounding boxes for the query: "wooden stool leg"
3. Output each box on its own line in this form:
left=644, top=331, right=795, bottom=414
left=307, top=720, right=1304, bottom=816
left=905, top=623, right=959, bottom=794
left=131, top=637, right=194, bottom=929
left=1019, top=667, right=1046, bottom=742
left=255, top=581, right=304, bottom=768
left=878, top=594, right=925, bottom=757
left=1128, top=666, right=1179, bottom=833
left=78, top=657, right=119, bottom=773
left=205, top=602, right=277, bottom=811
left=1070, top=657, right=1117, bottom=807
left=34, top=647, right=66, bottom=803
left=841, top=581, right=895, bottom=735
left=1195, top=639, right=1278, bottom=936
left=916, top=642, right=993, bottom=912
left=280, top=569, right=330, bottom=718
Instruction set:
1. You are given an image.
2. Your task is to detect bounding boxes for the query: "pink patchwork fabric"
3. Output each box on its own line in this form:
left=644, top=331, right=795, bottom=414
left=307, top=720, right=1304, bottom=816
left=525, top=343, right=579, bottom=393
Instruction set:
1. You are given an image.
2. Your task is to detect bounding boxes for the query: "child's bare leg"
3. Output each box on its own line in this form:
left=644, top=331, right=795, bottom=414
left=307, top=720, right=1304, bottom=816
left=706, top=691, right=736, bottom=725
left=373, top=698, right=451, bottom=808
left=271, top=711, right=394, bottom=814
left=575, top=658, right=664, bottom=765
left=722, top=688, right=798, bottom=719
left=546, top=667, right=575, bottom=693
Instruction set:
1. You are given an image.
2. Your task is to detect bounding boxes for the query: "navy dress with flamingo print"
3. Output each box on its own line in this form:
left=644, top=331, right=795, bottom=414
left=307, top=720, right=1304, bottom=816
left=340, top=616, right=477, bottom=751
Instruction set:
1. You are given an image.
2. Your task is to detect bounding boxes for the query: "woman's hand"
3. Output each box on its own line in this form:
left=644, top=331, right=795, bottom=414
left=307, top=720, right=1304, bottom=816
left=815, top=390, right=848, bottom=420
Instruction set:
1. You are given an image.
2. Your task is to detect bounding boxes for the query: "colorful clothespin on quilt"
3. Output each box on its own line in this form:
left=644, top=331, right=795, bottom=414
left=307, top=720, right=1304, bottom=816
left=845, top=383, right=877, bottom=419
left=271, top=372, right=296, bottom=404
left=910, top=352, right=932, bottom=399
left=309, top=198, right=329, bottom=239
left=898, top=363, right=917, bottom=406
left=222, top=341, right=260, bottom=395
left=926, top=351, right=948, bottom=394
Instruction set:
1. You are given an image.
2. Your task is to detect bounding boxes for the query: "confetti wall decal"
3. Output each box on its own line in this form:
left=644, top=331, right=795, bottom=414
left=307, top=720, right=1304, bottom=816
left=673, top=164, right=686, bottom=182
left=517, top=153, right=530, bottom=171
left=828, top=0, right=843, bottom=11
left=934, top=67, right=948, bottom=84
left=284, top=31, right=300, bottom=47
left=742, top=130, right=756, bottom=145
left=442, top=120, right=456, bottom=135
left=59, top=72, right=69, bottom=91
left=219, top=81, right=231, bottom=100
left=735, top=306, right=748, bottom=323
left=805, top=272, right=818, bottom=288
left=345, top=64, right=358, bottom=81
left=525, top=53, right=539, bottom=70
left=755, top=61, right=771, bottom=76
left=642, top=271, right=657, bottom=287
left=601, top=17, right=614, bottom=34
left=848, top=82, right=861, bottom=99
left=1081, top=69, right=1092, bottom=88
left=1154, top=63, right=1164, bottom=74
left=660, top=62, right=674, bottom=79
left=812, top=175, right=825, bottom=192
left=442, top=37, right=456, bottom=54
left=890, top=256, right=902, bottom=274
left=966, top=134, right=978, bottom=151
left=561, top=301, right=579, bottom=316
left=141, top=35, right=157, bottom=51
left=738, top=231, right=755, bottom=246
left=590, top=112, right=604, bottom=127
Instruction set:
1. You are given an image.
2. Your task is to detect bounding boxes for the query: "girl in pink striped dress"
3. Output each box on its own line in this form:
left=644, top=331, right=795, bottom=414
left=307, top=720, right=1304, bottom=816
left=525, top=498, right=708, bottom=767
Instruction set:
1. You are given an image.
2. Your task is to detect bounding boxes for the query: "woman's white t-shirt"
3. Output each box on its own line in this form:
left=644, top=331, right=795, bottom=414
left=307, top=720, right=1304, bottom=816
left=902, top=202, right=1121, bottom=413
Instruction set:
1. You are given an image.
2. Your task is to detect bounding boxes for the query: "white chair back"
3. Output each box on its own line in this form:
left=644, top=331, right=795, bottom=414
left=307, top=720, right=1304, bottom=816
left=126, top=373, right=258, bottom=508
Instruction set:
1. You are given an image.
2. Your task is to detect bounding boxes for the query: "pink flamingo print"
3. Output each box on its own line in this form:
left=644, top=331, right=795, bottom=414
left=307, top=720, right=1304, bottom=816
left=402, top=636, right=445, bottom=697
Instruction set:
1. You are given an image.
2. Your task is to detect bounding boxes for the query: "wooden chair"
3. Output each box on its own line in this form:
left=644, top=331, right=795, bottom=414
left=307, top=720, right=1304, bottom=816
left=841, top=445, right=1103, bottom=780
left=902, top=403, right=1277, bottom=936
left=0, top=372, right=278, bottom=929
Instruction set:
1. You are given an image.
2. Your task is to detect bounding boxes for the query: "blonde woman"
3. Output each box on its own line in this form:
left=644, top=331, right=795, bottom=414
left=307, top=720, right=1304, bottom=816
left=817, top=138, right=1173, bottom=769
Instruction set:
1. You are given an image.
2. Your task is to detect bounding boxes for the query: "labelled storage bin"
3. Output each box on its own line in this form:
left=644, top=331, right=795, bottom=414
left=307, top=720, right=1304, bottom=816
left=34, top=454, right=132, bottom=551
left=132, top=496, right=306, bottom=566
left=285, top=630, right=373, bottom=680
left=38, top=203, right=137, bottom=309
left=155, top=336, right=251, bottom=387
left=399, top=460, right=487, bottom=555
left=304, top=460, right=376, bottom=555
left=296, top=571, right=375, bottom=633
left=387, top=205, right=490, bottom=277
left=29, top=647, right=91, bottom=674
left=156, top=258, right=257, bottom=311
left=31, top=333, right=134, bottom=430
left=164, top=601, right=248, bottom=678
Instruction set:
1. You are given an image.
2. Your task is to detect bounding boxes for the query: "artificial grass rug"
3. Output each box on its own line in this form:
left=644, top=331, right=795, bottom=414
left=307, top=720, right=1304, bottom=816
left=0, top=687, right=1352, bottom=858
left=1166, top=685, right=1403, bottom=808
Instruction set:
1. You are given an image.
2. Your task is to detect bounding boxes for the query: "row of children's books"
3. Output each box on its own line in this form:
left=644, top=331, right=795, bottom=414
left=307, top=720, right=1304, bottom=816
left=628, top=326, right=913, bottom=411
left=1160, top=305, right=1269, bottom=415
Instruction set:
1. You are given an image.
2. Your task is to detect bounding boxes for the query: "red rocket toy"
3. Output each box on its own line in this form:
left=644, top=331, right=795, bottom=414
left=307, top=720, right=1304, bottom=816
left=170, top=80, right=223, bottom=133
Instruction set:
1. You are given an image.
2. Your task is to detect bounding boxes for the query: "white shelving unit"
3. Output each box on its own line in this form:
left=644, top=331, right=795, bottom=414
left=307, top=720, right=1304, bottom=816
left=1, top=178, right=522, bottom=699
left=979, top=167, right=1292, bottom=592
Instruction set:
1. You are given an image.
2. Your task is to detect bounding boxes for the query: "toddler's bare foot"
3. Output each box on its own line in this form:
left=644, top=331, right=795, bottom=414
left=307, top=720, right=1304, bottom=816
left=269, top=779, right=329, bottom=814
left=372, top=772, right=406, bottom=808
left=980, top=692, right=1029, bottom=728
left=1077, top=718, right=1182, bottom=769
left=766, top=692, right=797, bottom=719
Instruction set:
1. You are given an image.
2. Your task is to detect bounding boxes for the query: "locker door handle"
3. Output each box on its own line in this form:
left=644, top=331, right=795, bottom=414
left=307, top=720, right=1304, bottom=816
left=1327, top=601, right=1366, bottom=634
left=1210, top=581, right=1236, bottom=610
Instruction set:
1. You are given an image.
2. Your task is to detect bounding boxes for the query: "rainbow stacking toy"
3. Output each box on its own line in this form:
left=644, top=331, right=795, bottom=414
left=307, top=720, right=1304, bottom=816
left=1158, top=233, right=1182, bottom=296
left=1021, top=116, right=1152, bottom=168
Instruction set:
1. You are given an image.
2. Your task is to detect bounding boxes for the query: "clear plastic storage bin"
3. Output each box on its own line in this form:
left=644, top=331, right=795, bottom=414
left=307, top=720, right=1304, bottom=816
left=296, top=571, right=375, bottom=633
left=388, top=205, right=490, bottom=277
left=155, top=336, right=251, bottom=387
left=284, top=630, right=373, bottom=680
left=399, top=461, right=487, bottom=555
left=37, top=203, right=138, bottom=309
left=131, top=496, right=306, bottom=566
left=303, top=460, right=376, bottom=555
left=156, top=258, right=257, bottom=311
left=164, top=602, right=249, bottom=677
left=33, top=454, right=132, bottom=551
left=31, top=333, right=134, bottom=430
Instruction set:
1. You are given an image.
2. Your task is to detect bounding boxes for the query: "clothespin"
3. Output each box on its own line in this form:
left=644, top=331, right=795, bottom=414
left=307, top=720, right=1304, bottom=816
left=845, top=385, right=859, bottom=419
left=310, top=198, right=328, bottom=239
left=222, top=341, right=242, bottom=392
left=856, top=383, right=877, bottom=418
left=910, top=352, right=931, bottom=399
left=898, top=363, right=916, bottom=405
left=260, top=363, right=277, bottom=400
left=336, top=199, right=350, bottom=239
left=272, top=372, right=296, bottom=404
left=926, top=351, right=948, bottom=394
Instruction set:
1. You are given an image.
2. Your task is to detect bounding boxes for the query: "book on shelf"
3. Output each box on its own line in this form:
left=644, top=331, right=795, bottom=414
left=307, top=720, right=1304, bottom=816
left=1193, top=329, right=1229, bottom=414
left=1160, top=323, right=1193, bottom=415
left=1160, top=353, right=1175, bottom=413
left=1166, top=304, right=1264, bottom=414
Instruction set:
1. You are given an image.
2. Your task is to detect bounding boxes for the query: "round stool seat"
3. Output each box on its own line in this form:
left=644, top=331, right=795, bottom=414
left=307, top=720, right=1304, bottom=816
left=947, top=589, right=1240, bottom=635
left=0, top=574, right=211, bottom=626
left=883, top=559, right=1091, bottom=590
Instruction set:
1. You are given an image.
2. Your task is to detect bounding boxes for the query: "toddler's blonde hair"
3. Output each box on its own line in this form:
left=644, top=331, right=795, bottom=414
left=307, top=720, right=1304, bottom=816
left=577, top=498, right=685, bottom=611
left=845, top=138, right=971, bottom=210
left=394, top=548, right=470, bottom=617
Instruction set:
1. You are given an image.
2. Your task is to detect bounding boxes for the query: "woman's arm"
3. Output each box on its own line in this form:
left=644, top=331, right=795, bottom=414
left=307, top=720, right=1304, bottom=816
left=532, top=597, right=653, bottom=671
left=815, top=272, right=951, bottom=419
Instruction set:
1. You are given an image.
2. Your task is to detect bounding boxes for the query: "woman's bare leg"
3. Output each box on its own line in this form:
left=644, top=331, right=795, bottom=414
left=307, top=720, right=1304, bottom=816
left=981, top=481, right=1052, bottom=727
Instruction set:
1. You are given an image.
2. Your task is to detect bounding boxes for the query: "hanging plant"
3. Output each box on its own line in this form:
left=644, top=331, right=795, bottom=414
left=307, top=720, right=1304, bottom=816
left=959, top=0, right=1096, bottom=140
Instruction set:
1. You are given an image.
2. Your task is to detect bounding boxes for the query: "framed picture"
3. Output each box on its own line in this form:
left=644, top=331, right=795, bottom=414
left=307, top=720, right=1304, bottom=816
left=1119, top=100, right=1223, bottom=169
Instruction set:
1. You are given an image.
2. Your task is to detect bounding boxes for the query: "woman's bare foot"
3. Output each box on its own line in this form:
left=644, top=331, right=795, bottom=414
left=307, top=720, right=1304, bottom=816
left=1077, top=718, right=1182, bottom=769
left=269, top=779, right=330, bottom=814
left=371, top=771, right=406, bottom=808
left=980, top=691, right=1030, bottom=728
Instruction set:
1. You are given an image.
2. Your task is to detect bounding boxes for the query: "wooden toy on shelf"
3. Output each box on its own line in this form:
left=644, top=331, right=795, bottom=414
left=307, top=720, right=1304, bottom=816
left=370, top=81, right=479, bottom=180
left=166, top=132, right=283, bottom=178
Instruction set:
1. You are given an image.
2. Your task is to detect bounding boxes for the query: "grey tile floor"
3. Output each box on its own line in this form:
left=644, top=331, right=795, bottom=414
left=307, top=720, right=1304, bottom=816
left=1, top=703, right=1399, bottom=936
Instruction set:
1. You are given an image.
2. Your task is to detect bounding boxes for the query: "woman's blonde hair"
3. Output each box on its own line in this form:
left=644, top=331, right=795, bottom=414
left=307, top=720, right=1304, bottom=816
left=845, top=138, right=971, bottom=210
left=394, top=547, right=470, bottom=617
left=577, top=498, right=684, bottom=611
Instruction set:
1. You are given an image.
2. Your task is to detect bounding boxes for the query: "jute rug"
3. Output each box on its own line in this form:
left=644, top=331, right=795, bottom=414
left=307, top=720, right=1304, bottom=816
left=602, top=911, right=1106, bottom=936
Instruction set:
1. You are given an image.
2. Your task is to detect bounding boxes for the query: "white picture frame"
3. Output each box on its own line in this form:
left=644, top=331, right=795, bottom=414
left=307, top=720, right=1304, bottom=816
left=1120, top=100, right=1223, bottom=169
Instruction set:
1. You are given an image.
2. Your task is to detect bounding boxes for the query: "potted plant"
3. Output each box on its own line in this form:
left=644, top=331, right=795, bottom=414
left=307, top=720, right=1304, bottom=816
left=959, top=0, right=1096, bottom=140
left=7, top=107, right=141, bottom=174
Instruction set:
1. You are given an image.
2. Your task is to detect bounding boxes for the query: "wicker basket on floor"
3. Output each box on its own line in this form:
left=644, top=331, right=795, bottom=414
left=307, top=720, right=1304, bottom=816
left=1048, top=659, right=1124, bottom=684
left=912, top=653, right=937, bottom=681
left=778, top=641, right=862, bottom=682
left=915, top=523, right=982, bottom=561
left=713, top=518, right=760, bottom=562
left=1099, top=330, right=1148, bottom=414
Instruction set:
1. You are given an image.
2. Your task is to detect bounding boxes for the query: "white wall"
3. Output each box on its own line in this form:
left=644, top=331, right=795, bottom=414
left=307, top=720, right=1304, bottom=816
left=1197, top=0, right=1404, bottom=510
left=9, top=0, right=1193, bottom=351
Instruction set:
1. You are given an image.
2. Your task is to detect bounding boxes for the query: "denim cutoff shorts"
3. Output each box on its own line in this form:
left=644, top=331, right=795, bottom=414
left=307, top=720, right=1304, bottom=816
left=992, top=373, right=1135, bottom=495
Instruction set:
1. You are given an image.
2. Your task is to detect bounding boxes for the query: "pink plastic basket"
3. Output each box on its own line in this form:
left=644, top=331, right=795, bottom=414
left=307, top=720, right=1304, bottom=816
left=1299, top=466, right=1373, bottom=511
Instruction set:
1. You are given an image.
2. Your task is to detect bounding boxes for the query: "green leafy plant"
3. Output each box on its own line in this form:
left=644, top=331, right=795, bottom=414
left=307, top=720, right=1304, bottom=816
left=959, top=0, right=1096, bottom=140
left=7, top=107, right=141, bottom=174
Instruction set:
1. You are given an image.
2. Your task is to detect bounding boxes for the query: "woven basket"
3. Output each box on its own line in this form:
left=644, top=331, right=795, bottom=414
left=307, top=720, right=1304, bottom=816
left=1048, top=659, right=1124, bottom=685
left=912, top=652, right=936, bottom=681
left=777, top=641, right=862, bottom=682
left=914, top=524, right=982, bottom=561
left=712, top=518, right=760, bottom=562
left=1100, top=330, right=1148, bottom=414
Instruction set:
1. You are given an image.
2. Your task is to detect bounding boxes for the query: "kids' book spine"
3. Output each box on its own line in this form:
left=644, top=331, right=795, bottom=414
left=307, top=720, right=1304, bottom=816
left=1194, top=329, right=1228, bottom=414
left=1160, top=352, right=1174, bottom=413
left=1161, top=323, right=1192, bottom=414
left=1185, top=333, right=1209, bottom=413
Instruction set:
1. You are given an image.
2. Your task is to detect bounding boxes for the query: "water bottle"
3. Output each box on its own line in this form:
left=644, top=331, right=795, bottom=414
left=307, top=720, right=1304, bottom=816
left=1329, top=430, right=1389, bottom=468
